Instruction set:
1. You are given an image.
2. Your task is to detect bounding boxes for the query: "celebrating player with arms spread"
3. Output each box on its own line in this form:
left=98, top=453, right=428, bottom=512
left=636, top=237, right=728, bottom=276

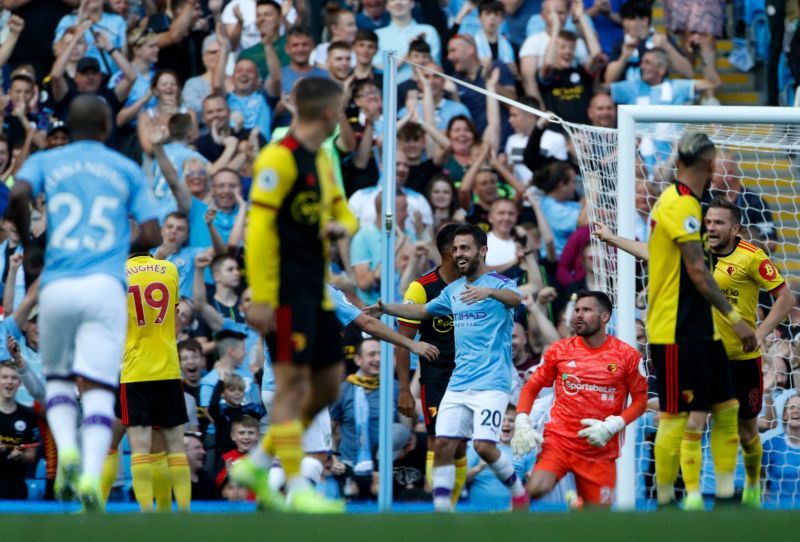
left=512, top=291, right=648, bottom=506
left=367, top=224, right=529, bottom=512
left=593, top=197, right=794, bottom=507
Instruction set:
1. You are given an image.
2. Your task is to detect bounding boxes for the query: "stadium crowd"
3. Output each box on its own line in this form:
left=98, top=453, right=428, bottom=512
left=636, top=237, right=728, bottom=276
left=0, top=0, right=798, bottom=509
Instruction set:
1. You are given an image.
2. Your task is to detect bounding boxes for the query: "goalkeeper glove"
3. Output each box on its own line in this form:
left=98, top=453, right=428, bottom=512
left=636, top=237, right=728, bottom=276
left=577, top=416, right=625, bottom=447
left=511, top=413, right=542, bottom=456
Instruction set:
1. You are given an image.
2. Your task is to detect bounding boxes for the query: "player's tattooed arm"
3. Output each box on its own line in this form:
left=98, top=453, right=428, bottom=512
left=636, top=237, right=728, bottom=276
left=679, top=240, right=734, bottom=314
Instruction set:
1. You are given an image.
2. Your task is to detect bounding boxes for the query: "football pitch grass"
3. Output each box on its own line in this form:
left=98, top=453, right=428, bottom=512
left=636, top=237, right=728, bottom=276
left=3, top=507, right=799, bottom=542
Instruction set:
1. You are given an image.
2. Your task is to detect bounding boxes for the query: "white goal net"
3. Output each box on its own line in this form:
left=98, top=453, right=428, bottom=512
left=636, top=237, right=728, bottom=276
left=564, top=110, right=800, bottom=509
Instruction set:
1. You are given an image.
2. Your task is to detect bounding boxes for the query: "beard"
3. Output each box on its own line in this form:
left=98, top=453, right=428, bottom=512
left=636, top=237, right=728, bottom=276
left=575, top=320, right=602, bottom=338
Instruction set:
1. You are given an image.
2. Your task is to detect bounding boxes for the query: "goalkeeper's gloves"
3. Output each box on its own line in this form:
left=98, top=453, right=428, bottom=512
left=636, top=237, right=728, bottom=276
left=577, top=416, right=625, bottom=447
left=511, top=413, right=542, bottom=456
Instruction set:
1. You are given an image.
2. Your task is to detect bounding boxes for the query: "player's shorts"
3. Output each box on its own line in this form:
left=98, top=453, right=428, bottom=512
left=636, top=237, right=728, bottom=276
left=302, top=408, right=333, bottom=454
left=435, top=389, right=510, bottom=443
left=39, top=274, right=127, bottom=387
left=730, top=356, right=763, bottom=420
left=651, top=340, right=735, bottom=414
left=533, top=443, right=615, bottom=505
left=269, top=304, right=342, bottom=368
left=420, top=378, right=449, bottom=437
left=116, top=379, right=189, bottom=428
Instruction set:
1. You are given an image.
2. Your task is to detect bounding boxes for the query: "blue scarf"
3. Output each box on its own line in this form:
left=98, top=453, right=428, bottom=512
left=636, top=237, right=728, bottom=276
left=475, top=29, right=515, bottom=64
left=347, top=373, right=379, bottom=475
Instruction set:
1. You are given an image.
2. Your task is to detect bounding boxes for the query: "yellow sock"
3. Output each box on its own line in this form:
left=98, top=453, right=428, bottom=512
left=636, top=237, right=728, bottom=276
left=167, top=453, right=191, bottom=512
left=151, top=452, right=172, bottom=512
left=680, top=429, right=703, bottom=495
left=451, top=456, right=468, bottom=507
left=710, top=401, right=739, bottom=498
left=654, top=413, right=687, bottom=504
left=261, top=430, right=275, bottom=457
left=271, top=420, right=303, bottom=479
left=130, top=453, right=154, bottom=512
left=425, top=450, right=434, bottom=489
left=741, top=435, right=763, bottom=489
left=100, top=449, right=119, bottom=502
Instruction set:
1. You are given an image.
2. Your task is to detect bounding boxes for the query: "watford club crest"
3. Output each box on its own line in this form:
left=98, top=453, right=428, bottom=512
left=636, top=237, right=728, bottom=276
left=682, top=389, right=695, bottom=404
left=726, top=266, right=736, bottom=277
left=607, top=363, right=617, bottom=374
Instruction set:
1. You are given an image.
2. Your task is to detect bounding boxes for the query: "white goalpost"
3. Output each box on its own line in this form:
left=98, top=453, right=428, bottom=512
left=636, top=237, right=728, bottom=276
left=565, top=105, right=800, bottom=510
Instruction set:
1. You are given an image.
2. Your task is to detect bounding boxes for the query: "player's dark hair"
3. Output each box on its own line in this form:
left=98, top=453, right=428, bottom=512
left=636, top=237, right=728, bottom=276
left=67, top=94, right=111, bottom=141
left=453, top=224, right=488, bottom=249
left=408, top=37, right=431, bottom=55
left=477, top=0, right=504, bottom=15
left=354, top=28, right=379, bottom=44
left=576, top=290, right=613, bottom=315
left=165, top=211, right=189, bottom=224
left=708, top=197, right=742, bottom=225
left=435, top=223, right=460, bottom=256
left=168, top=113, right=193, bottom=141
left=677, top=132, right=716, bottom=167
left=293, top=77, right=343, bottom=121
left=619, top=0, right=651, bottom=21
left=178, top=338, right=203, bottom=354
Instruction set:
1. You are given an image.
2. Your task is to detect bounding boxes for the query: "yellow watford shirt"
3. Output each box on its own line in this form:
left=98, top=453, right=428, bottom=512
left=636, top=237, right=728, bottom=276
left=121, top=256, right=181, bottom=383
left=647, top=181, right=718, bottom=344
left=246, top=133, right=357, bottom=310
left=712, top=238, right=786, bottom=360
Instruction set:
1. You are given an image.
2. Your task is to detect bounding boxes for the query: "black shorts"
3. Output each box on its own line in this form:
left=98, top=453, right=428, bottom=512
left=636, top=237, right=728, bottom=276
left=268, top=305, right=342, bottom=368
left=730, top=356, right=763, bottom=420
left=116, top=379, right=189, bottom=428
left=651, top=340, right=735, bottom=414
left=420, top=379, right=449, bottom=436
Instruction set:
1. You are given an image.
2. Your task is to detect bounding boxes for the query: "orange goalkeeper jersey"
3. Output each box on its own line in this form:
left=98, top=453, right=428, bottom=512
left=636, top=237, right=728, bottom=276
left=518, top=335, right=648, bottom=460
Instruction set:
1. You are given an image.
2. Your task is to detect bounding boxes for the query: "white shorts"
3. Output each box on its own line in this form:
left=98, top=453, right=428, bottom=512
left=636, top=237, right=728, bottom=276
left=302, top=408, right=332, bottom=454
left=435, top=389, right=510, bottom=443
left=39, top=274, right=127, bottom=387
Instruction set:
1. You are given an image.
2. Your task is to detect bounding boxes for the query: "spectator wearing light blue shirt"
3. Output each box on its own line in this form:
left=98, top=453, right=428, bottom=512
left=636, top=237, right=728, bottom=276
left=152, top=211, right=226, bottom=300
left=500, top=0, right=541, bottom=48
left=268, top=27, right=329, bottom=128
left=113, top=28, right=160, bottom=134
left=374, top=0, right=441, bottom=83
left=763, top=393, right=800, bottom=507
left=397, top=63, right=472, bottom=132
left=534, top=161, right=587, bottom=260
left=149, top=113, right=208, bottom=223
left=55, top=2, right=127, bottom=76
left=350, top=193, right=410, bottom=306
left=188, top=169, right=244, bottom=248
left=609, top=48, right=709, bottom=107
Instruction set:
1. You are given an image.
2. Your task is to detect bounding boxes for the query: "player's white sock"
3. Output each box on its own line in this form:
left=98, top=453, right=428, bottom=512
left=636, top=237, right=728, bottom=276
left=79, top=388, right=116, bottom=479
left=45, top=380, right=80, bottom=453
left=489, top=452, right=526, bottom=498
left=301, top=457, right=324, bottom=485
left=268, top=461, right=286, bottom=493
left=432, top=465, right=456, bottom=512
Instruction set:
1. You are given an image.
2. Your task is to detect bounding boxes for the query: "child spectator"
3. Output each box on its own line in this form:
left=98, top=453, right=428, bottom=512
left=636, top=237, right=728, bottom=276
left=209, top=374, right=266, bottom=456
left=215, top=415, right=260, bottom=489
left=533, top=161, right=587, bottom=261
left=0, top=365, right=39, bottom=500
left=474, top=1, right=517, bottom=79
left=351, top=29, right=383, bottom=88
